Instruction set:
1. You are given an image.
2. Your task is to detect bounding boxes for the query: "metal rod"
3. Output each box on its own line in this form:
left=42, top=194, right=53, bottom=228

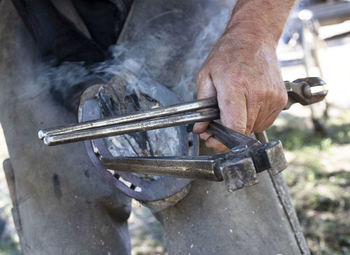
left=38, top=97, right=218, bottom=140
left=44, top=109, right=220, bottom=146
left=102, top=156, right=221, bottom=181
left=208, top=121, right=257, bottom=148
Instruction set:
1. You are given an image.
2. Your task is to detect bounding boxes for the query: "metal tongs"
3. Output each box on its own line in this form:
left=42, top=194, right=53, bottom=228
left=37, top=77, right=327, bottom=191
left=39, top=77, right=327, bottom=146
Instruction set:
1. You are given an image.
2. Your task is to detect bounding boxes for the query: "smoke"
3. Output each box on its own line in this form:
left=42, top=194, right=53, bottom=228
left=36, top=2, right=235, bottom=160
left=38, top=2, right=234, bottom=108
left=172, top=8, right=232, bottom=101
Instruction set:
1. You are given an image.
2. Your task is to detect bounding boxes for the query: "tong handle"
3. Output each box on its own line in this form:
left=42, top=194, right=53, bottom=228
left=207, top=122, right=258, bottom=149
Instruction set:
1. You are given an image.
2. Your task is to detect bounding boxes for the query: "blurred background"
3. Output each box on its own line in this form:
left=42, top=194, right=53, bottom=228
left=0, top=0, right=349, bottom=254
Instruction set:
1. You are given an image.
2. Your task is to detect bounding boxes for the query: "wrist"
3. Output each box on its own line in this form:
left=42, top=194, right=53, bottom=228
left=222, top=24, right=278, bottom=49
left=225, top=0, right=296, bottom=46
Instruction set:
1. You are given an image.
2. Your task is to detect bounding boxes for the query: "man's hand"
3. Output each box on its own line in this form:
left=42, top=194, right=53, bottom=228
left=193, top=32, right=287, bottom=150
left=193, top=0, right=295, bottom=150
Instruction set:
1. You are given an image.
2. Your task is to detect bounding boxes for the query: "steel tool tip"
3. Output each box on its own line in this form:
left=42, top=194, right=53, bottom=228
left=43, top=136, right=53, bottom=146
left=38, top=130, right=46, bottom=140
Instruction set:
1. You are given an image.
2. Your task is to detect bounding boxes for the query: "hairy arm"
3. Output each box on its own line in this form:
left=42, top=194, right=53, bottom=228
left=194, top=0, right=296, bottom=150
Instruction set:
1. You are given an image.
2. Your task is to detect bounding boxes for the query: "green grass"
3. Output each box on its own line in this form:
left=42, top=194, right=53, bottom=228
left=268, top=122, right=350, bottom=151
left=268, top=109, right=350, bottom=255
left=0, top=240, right=21, bottom=255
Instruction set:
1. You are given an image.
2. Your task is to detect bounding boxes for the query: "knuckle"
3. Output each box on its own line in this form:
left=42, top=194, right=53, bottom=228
left=280, top=91, right=288, bottom=107
left=196, top=69, right=208, bottom=84
left=254, top=86, right=267, bottom=101
left=273, top=91, right=288, bottom=110
left=275, top=81, right=288, bottom=104
left=196, top=74, right=203, bottom=85
left=268, top=84, right=288, bottom=110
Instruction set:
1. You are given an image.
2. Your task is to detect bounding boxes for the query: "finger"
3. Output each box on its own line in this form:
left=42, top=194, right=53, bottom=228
left=205, top=137, right=229, bottom=151
left=253, top=109, right=280, bottom=132
left=193, top=121, right=210, bottom=134
left=193, top=72, right=216, bottom=134
left=245, top=95, right=264, bottom=135
left=253, top=91, right=285, bottom=132
left=214, top=75, right=247, bottom=135
left=199, top=132, right=213, bottom=141
left=197, top=70, right=216, bottom=99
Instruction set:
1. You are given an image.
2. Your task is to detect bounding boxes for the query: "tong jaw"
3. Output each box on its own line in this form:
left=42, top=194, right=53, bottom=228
left=263, top=140, right=288, bottom=175
left=284, top=77, right=327, bottom=109
left=215, top=137, right=287, bottom=192
left=219, top=157, right=257, bottom=193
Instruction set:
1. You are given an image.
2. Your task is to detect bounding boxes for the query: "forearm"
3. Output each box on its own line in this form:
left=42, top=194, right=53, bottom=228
left=226, top=0, right=296, bottom=45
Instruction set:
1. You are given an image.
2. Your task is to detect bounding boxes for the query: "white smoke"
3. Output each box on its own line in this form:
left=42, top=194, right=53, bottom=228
left=38, top=1, right=235, bottom=105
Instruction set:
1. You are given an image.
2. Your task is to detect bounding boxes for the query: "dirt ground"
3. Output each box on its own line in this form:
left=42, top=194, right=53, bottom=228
left=0, top=21, right=349, bottom=255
